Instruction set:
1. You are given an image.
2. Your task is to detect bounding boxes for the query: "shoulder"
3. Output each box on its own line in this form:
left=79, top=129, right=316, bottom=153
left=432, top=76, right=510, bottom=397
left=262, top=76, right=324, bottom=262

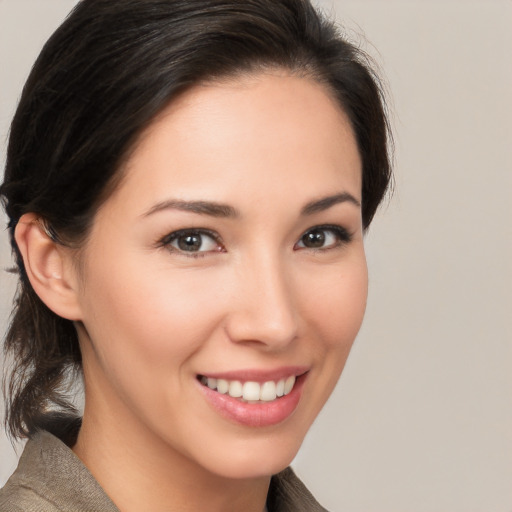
left=0, top=480, right=54, bottom=512
left=0, top=433, right=57, bottom=512
left=0, top=441, right=60, bottom=512
left=267, top=467, right=329, bottom=512
left=0, top=430, right=118, bottom=512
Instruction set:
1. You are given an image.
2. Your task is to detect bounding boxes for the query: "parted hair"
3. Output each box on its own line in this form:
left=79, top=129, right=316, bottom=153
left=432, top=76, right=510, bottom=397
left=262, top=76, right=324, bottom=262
left=1, top=0, right=392, bottom=441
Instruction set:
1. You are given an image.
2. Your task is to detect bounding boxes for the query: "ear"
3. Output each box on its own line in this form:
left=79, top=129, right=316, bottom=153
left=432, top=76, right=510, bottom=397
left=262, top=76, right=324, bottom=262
left=15, top=213, right=83, bottom=321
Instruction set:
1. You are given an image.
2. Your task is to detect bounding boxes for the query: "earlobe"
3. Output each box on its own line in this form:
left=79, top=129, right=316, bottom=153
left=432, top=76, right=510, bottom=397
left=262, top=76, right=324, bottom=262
left=15, top=213, right=83, bottom=321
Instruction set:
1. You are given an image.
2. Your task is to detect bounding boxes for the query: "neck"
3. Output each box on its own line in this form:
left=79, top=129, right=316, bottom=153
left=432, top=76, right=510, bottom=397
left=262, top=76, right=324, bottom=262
left=73, top=400, right=270, bottom=512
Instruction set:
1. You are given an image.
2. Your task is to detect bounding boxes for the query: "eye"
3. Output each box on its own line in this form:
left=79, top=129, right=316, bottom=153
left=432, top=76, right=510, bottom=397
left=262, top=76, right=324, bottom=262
left=295, top=225, right=352, bottom=250
left=160, top=229, right=224, bottom=255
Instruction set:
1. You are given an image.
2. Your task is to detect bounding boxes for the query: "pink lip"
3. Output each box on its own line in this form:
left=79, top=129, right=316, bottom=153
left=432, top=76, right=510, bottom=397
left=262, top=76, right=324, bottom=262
left=197, top=371, right=308, bottom=428
left=199, top=365, right=309, bottom=383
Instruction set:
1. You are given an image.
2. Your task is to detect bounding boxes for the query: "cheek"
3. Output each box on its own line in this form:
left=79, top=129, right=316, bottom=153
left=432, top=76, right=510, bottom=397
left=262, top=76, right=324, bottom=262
left=289, top=254, right=368, bottom=428
left=79, top=256, right=227, bottom=363
left=301, top=256, right=368, bottom=353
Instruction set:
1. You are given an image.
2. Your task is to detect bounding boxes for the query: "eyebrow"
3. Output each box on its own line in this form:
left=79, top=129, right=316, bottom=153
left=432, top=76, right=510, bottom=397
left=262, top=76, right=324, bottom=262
left=142, top=199, right=240, bottom=218
left=142, top=191, right=360, bottom=219
left=301, top=192, right=361, bottom=215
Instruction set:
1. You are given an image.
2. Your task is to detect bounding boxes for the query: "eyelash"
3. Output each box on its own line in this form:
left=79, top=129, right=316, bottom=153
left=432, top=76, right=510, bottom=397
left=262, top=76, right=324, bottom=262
left=158, top=228, right=225, bottom=258
left=157, top=224, right=353, bottom=258
left=294, top=224, right=353, bottom=251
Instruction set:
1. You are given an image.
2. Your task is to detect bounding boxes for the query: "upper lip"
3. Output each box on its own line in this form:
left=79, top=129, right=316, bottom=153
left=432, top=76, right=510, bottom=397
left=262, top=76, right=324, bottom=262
left=198, top=366, right=309, bottom=383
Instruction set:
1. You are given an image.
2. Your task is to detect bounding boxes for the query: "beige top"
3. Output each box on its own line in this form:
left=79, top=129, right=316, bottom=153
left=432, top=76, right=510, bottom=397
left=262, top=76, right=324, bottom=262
left=0, top=430, right=327, bottom=511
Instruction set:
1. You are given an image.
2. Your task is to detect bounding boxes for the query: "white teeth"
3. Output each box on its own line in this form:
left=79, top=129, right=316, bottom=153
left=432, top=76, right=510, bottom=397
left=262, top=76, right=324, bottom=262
left=201, top=375, right=297, bottom=402
left=284, top=376, right=296, bottom=395
left=216, top=379, right=229, bottom=394
left=276, top=379, right=285, bottom=397
left=242, top=381, right=261, bottom=401
left=260, top=381, right=277, bottom=401
left=228, top=380, right=243, bottom=398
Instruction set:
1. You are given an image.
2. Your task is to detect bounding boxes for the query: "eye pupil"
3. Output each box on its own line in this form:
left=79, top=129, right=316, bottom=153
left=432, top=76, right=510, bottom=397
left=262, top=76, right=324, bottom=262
left=178, top=234, right=202, bottom=251
left=302, top=229, right=325, bottom=248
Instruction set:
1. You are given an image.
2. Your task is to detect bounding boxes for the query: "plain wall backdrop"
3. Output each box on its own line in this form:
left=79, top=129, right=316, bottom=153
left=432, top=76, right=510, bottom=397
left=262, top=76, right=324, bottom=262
left=1, top=1, right=511, bottom=511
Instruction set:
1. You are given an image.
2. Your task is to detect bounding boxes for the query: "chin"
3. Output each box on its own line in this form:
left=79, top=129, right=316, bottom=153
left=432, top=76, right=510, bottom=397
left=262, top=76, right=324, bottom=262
left=208, top=449, right=299, bottom=480
left=191, top=426, right=309, bottom=480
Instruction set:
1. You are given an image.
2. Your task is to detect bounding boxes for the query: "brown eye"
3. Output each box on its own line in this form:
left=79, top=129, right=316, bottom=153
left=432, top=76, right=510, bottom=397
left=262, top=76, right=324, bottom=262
left=177, top=233, right=203, bottom=251
left=295, top=225, right=352, bottom=250
left=301, top=229, right=326, bottom=248
left=163, top=229, right=222, bottom=254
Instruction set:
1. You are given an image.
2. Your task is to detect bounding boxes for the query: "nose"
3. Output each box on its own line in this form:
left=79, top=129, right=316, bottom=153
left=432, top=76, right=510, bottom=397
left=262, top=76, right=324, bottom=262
left=224, top=253, right=299, bottom=350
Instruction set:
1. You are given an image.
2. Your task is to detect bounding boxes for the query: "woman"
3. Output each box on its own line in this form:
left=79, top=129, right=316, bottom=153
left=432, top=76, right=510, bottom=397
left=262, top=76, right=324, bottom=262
left=0, top=0, right=391, bottom=510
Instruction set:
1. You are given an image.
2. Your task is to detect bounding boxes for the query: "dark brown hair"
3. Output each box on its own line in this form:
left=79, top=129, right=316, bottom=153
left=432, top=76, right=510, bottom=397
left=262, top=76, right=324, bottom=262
left=1, top=0, right=392, bottom=441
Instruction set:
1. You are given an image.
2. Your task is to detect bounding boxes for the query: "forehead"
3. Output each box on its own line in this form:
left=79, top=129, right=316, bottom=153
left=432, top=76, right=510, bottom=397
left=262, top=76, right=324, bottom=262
left=104, top=71, right=362, bottom=216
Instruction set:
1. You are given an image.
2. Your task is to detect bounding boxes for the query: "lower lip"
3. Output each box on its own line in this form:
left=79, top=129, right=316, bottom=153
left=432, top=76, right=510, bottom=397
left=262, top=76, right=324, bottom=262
left=198, top=374, right=307, bottom=427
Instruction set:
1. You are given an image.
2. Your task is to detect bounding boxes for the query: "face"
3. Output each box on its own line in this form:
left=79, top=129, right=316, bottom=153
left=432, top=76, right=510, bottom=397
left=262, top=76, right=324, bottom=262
left=72, top=71, right=367, bottom=479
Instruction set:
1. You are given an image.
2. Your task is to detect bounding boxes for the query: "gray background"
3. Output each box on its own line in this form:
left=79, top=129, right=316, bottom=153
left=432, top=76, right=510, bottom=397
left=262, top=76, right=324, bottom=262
left=1, top=1, right=511, bottom=510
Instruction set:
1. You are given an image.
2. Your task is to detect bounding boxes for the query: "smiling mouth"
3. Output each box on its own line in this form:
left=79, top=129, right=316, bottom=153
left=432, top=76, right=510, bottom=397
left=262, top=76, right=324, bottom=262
left=198, top=375, right=297, bottom=403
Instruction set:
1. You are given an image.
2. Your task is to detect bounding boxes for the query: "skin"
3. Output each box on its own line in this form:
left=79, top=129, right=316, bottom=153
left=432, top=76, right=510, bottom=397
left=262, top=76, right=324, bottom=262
left=24, top=71, right=368, bottom=511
